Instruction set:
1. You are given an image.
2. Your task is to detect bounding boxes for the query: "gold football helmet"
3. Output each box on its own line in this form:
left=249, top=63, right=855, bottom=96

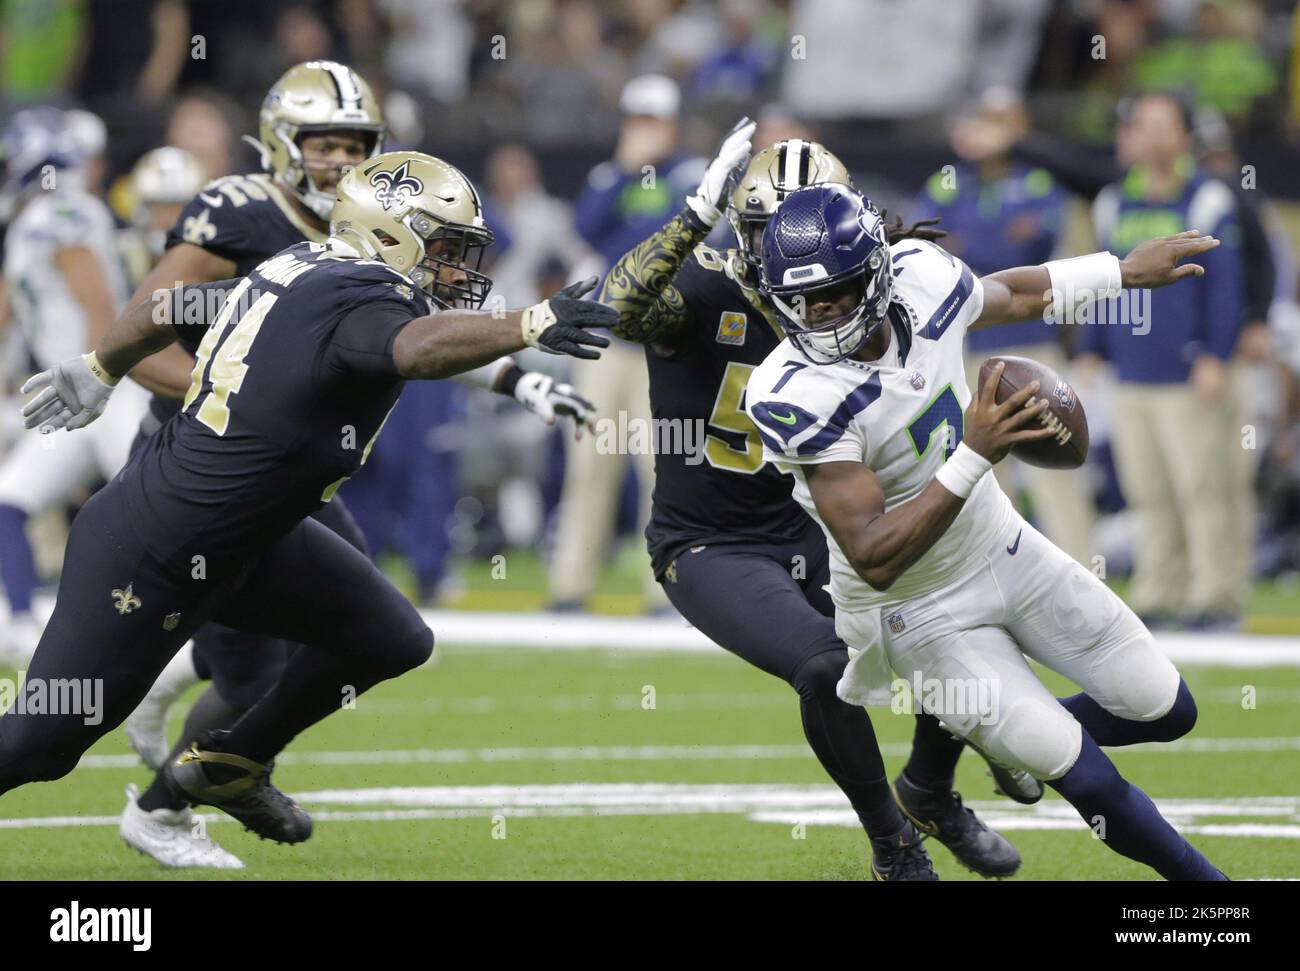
left=254, top=60, right=385, bottom=219
left=727, top=139, right=851, bottom=270
left=331, top=151, right=495, bottom=307
left=130, top=146, right=207, bottom=256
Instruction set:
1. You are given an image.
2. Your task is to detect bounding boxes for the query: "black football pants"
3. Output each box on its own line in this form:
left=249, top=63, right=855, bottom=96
left=659, top=524, right=964, bottom=836
left=0, top=482, right=431, bottom=795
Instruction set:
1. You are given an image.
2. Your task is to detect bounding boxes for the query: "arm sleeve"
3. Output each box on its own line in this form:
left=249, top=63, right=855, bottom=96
left=598, top=205, right=712, bottom=347
left=1011, top=134, right=1121, bottom=200
left=326, top=299, right=419, bottom=379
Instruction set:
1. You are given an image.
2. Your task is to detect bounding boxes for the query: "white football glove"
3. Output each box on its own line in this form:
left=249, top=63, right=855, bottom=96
left=514, top=372, right=598, bottom=438
left=20, top=353, right=119, bottom=432
left=685, top=116, right=756, bottom=228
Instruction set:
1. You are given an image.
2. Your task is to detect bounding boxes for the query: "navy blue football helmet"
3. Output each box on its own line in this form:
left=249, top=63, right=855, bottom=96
left=759, top=182, right=893, bottom=364
left=1, top=107, right=82, bottom=203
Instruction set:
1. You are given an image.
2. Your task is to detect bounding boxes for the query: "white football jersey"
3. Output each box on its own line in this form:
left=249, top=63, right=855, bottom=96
left=3, top=188, right=128, bottom=370
left=746, top=239, right=1015, bottom=611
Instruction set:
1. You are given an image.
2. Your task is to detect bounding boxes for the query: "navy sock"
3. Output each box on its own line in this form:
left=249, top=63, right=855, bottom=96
left=1058, top=680, right=1197, bottom=746
left=1049, top=730, right=1224, bottom=880
left=0, top=504, right=37, bottom=615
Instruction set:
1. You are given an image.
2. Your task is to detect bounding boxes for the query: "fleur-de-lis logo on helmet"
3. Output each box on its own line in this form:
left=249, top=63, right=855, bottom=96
left=370, top=160, right=424, bottom=212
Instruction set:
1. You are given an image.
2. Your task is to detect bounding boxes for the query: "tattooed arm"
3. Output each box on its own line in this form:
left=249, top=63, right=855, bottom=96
left=598, top=206, right=712, bottom=350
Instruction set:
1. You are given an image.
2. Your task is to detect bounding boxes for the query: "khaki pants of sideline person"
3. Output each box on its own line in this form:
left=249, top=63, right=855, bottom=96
left=964, top=343, right=1096, bottom=566
left=1109, top=380, right=1242, bottom=617
left=1224, top=360, right=1258, bottom=611
left=548, top=340, right=667, bottom=607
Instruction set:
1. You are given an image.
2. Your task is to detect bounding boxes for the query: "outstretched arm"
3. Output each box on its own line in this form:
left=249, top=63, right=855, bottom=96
left=600, top=117, right=755, bottom=349
left=601, top=208, right=710, bottom=348
left=972, top=231, right=1221, bottom=329
left=391, top=278, right=611, bottom=379
left=803, top=365, right=1052, bottom=590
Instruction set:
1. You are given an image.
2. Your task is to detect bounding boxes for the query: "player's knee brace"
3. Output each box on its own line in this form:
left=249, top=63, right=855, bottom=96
left=790, top=649, right=849, bottom=704
left=1099, top=635, right=1184, bottom=722
left=976, top=697, right=1082, bottom=781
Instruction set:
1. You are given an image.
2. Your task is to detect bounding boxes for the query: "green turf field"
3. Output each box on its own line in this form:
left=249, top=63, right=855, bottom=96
left=0, top=640, right=1296, bottom=880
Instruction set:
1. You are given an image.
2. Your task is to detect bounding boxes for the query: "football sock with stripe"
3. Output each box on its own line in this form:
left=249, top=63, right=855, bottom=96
left=1048, top=730, right=1224, bottom=880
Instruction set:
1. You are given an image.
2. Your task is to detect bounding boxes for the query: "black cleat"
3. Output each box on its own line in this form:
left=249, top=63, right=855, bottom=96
left=165, top=731, right=312, bottom=844
left=894, top=772, right=1020, bottom=878
left=870, top=821, right=939, bottom=881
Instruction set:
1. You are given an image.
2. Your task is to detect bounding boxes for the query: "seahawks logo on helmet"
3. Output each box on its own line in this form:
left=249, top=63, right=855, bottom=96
left=370, top=161, right=423, bottom=211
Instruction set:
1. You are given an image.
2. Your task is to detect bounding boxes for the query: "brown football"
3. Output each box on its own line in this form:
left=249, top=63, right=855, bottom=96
left=976, top=355, right=1089, bottom=469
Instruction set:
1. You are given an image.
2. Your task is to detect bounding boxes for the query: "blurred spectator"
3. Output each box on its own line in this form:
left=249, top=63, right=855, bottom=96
left=341, top=382, right=464, bottom=605
left=915, top=88, right=1095, bottom=564
left=1133, top=0, right=1277, bottom=126
left=64, top=108, right=107, bottom=197
left=688, top=0, right=780, bottom=102
left=381, top=0, right=474, bottom=103
left=76, top=0, right=189, bottom=109
left=752, top=102, right=814, bottom=149
left=165, top=91, right=239, bottom=180
left=630, top=0, right=727, bottom=80
left=0, top=0, right=84, bottom=106
left=484, top=143, right=596, bottom=307
left=1076, top=92, right=1246, bottom=629
left=782, top=0, right=980, bottom=120
left=547, top=74, right=699, bottom=612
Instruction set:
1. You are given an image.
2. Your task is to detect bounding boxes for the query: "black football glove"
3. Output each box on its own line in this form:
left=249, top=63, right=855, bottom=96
left=520, top=277, right=615, bottom=360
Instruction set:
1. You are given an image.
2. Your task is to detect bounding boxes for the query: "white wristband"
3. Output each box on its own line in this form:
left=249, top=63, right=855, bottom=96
left=1043, top=252, right=1123, bottom=326
left=935, top=442, right=992, bottom=499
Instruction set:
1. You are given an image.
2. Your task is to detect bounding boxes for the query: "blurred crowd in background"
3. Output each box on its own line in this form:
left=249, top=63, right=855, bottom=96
left=1, top=0, right=1299, bottom=629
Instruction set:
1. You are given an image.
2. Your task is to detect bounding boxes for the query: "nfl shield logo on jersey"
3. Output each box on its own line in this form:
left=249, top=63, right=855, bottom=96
left=716, top=312, right=747, bottom=345
left=887, top=611, right=906, bottom=634
left=908, top=370, right=926, bottom=391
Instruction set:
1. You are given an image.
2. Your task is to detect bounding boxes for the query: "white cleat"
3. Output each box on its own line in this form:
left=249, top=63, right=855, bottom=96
left=0, top=612, right=42, bottom=667
left=119, top=784, right=245, bottom=870
left=125, top=641, right=201, bottom=769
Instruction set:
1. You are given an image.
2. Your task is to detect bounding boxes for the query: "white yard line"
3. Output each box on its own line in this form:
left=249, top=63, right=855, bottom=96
left=71, top=736, right=1300, bottom=771
left=2, top=785, right=1297, bottom=844
left=421, top=609, right=1300, bottom=667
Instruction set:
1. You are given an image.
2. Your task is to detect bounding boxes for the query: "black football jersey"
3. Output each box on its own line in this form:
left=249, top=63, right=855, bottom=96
left=150, top=174, right=328, bottom=420
left=645, top=245, right=812, bottom=574
left=121, top=241, right=429, bottom=575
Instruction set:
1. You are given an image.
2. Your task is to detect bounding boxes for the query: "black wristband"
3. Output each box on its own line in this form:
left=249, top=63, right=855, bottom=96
left=498, top=363, right=526, bottom=398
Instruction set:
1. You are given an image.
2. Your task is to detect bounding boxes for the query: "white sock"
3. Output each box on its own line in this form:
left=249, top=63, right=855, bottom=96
left=147, top=641, right=202, bottom=706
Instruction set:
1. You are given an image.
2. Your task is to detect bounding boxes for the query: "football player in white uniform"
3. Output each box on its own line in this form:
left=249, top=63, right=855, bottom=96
left=0, top=109, right=148, bottom=665
left=746, top=182, right=1226, bottom=880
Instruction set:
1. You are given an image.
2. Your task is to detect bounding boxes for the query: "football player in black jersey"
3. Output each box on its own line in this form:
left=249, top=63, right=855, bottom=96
left=114, top=62, right=594, bottom=867
left=598, top=121, right=1039, bottom=880
left=4, top=151, right=613, bottom=845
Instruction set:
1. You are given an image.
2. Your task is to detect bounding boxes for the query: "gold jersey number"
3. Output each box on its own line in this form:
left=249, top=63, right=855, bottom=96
left=182, top=280, right=277, bottom=436
left=703, top=360, right=764, bottom=474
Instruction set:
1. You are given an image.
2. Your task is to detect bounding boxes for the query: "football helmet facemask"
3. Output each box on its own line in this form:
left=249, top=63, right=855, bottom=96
left=330, top=151, right=495, bottom=308
left=759, top=182, right=894, bottom=365
left=252, top=60, right=385, bottom=219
